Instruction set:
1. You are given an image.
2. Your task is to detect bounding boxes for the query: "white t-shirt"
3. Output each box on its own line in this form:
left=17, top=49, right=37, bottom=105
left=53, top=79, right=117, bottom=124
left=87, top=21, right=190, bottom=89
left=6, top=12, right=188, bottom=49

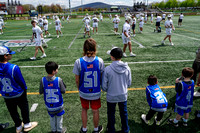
left=165, top=19, right=173, bottom=28
left=85, top=19, right=90, bottom=26
left=162, top=14, right=166, bottom=19
left=100, top=15, right=103, bottom=19
left=32, top=25, right=42, bottom=42
left=92, top=17, right=99, bottom=24
left=113, top=18, right=120, bottom=24
left=179, top=14, right=184, bottom=19
left=55, top=19, right=61, bottom=27
left=151, top=14, right=153, bottom=18
left=156, top=16, right=162, bottom=22
left=122, top=22, right=131, bottom=38
left=139, top=17, right=144, bottom=22
left=132, top=18, right=136, bottom=25
left=43, top=19, right=48, bottom=26
left=145, top=14, right=147, bottom=19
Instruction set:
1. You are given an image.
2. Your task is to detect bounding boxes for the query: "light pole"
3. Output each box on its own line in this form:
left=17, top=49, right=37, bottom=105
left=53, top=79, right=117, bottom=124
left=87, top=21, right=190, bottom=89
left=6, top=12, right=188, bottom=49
left=69, top=0, right=71, bottom=14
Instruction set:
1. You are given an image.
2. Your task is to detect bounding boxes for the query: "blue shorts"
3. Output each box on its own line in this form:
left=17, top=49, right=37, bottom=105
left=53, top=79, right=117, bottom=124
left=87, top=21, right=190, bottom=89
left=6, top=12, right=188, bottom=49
left=174, top=107, right=191, bottom=116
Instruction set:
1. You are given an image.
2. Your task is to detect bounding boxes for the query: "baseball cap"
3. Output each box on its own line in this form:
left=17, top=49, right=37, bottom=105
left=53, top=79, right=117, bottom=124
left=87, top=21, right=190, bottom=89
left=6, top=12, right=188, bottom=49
left=0, top=46, right=16, bottom=55
left=107, top=47, right=123, bottom=59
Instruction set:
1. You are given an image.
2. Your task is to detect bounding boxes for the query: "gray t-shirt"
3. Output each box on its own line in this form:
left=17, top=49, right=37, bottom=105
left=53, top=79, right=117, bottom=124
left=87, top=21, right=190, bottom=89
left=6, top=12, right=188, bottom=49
left=39, top=76, right=66, bottom=94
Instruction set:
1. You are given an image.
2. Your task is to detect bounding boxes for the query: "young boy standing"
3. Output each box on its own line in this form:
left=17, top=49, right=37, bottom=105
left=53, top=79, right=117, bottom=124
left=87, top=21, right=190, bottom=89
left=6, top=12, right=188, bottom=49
left=0, top=46, right=38, bottom=133
left=131, top=14, right=136, bottom=37
left=168, top=67, right=194, bottom=127
left=113, top=15, right=120, bottom=35
left=43, top=16, right=51, bottom=38
left=30, top=19, right=46, bottom=60
left=73, top=38, right=104, bottom=133
left=83, top=17, right=91, bottom=38
left=178, top=13, right=184, bottom=27
left=141, top=75, right=168, bottom=126
left=161, top=14, right=175, bottom=46
left=102, top=47, right=131, bottom=133
left=55, top=16, right=63, bottom=38
left=92, top=15, right=99, bottom=34
left=40, top=61, right=66, bottom=133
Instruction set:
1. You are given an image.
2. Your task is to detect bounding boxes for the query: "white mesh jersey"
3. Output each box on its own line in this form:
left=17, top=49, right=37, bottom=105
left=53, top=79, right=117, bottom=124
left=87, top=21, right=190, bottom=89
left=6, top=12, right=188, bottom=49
left=32, top=25, right=42, bottom=42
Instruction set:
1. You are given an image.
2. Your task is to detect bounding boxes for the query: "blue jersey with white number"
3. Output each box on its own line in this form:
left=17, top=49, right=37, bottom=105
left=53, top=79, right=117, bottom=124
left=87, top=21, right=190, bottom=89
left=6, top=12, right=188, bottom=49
left=79, top=56, right=101, bottom=99
left=43, top=77, right=64, bottom=115
left=175, top=80, right=194, bottom=110
left=0, top=63, right=24, bottom=98
left=146, top=84, right=168, bottom=112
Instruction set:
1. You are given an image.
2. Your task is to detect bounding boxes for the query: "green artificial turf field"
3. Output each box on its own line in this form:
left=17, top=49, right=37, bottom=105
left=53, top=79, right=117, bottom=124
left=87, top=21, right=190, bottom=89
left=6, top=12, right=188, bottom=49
left=0, top=15, right=200, bottom=133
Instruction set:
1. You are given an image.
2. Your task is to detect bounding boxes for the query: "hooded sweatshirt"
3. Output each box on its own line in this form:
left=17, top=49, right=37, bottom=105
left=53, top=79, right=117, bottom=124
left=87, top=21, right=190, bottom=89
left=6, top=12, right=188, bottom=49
left=102, top=61, right=132, bottom=103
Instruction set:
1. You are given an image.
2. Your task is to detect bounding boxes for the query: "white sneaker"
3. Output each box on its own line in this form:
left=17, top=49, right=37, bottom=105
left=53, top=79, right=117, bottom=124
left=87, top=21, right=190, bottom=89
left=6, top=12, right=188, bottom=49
left=141, top=114, right=149, bottom=125
left=170, top=42, right=174, bottom=46
left=44, top=35, right=47, bottom=38
left=123, top=53, right=127, bottom=58
left=194, top=91, right=200, bottom=97
left=130, top=52, right=136, bottom=57
left=133, top=34, right=136, bottom=37
left=57, top=35, right=59, bottom=38
left=161, top=40, right=165, bottom=45
left=30, top=57, right=36, bottom=60
left=155, top=116, right=161, bottom=126
left=40, top=54, right=46, bottom=58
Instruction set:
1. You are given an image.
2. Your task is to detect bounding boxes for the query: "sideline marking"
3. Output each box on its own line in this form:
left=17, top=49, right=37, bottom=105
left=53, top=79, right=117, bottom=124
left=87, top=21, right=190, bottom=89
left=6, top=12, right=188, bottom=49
left=68, top=25, right=84, bottom=49
left=19, top=60, right=193, bottom=68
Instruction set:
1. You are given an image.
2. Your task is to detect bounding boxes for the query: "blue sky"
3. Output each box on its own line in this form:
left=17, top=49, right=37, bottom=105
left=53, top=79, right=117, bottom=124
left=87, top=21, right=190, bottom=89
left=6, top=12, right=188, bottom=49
left=1, top=0, right=158, bottom=8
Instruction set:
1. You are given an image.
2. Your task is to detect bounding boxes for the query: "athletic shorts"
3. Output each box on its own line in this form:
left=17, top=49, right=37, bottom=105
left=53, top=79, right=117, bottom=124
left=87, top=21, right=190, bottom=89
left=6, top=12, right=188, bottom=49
left=179, top=19, right=182, bottom=23
left=175, top=106, right=191, bottom=116
left=80, top=97, right=101, bottom=110
left=156, top=22, right=160, bottom=26
left=0, top=26, right=2, bottom=30
left=39, top=24, right=43, bottom=27
left=162, top=18, right=165, bottom=20
left=44, top=25, right=48, bottom=31
left=166, top=28, right=172, bottom=35
left=151, top=18, right=153, bottom=21
left=139, top=22, right=144, bottom=28
left=144, top=18, right=147, bottom=21
left=93, top=23, right=98, bottom=28
left=35, top=41, right=42, bottom=46
left=55, top=26, right=61, bottom=31
left=85, top=26, right=90, bottom=31
left=114, top=24, right=119, bottom=29
left=122, top=34, right=131, bottom=44
left=132, top=24, right=135, bottom=30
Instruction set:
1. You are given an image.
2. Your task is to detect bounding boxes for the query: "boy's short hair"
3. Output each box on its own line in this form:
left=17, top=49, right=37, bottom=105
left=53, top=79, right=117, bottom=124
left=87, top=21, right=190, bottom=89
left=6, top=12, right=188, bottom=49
left=182, top=67, right=194, bottom=78
left=148, top=75, right=158, bottom=85
left=45, top=61, right=58, bottom=74
left=110, top=47, right=123, bottom=60
left=83, top=38, right=97, bottom=57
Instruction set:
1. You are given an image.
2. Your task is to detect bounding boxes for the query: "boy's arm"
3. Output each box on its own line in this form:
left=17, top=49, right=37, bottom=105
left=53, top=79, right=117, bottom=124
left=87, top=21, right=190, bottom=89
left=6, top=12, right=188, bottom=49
left=39, top=79, right=44, bottom=94
left=146, top=88, right=151, bottom=106
left=102, top=69, right=108, bottom=92
left=14, top=66, right=27, bottom=90
left=75, top=75, right=80, bottom=90
left=175, top=78, right=182, bottom=95
left=59, top=78, right=66, bottom=94
left=127, top=67, right=132, bottom=87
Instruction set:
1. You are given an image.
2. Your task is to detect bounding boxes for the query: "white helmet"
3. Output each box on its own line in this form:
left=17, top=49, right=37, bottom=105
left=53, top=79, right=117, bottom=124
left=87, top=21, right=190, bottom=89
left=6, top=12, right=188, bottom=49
left=125, top=16, right=132, bottom=23
left=55, top=16, right=58, bottom=19
left=94, top=14, right=96, bottom=17
left=86, top=13, right=89, bottom=16
left=31, top=19, right=38, bottom=24
left=43, top=16, right=46, bottom=19
left=167, top=14, right=172, bottom=18
left=115, top=14, right=118, bottom=17
left=39, top=15, right=42, bottom=18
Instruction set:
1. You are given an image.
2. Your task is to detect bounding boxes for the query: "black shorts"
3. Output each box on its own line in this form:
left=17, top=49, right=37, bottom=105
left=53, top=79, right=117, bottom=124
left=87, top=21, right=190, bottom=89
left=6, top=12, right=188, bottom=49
left=162, top=18, right=165, bottom=20
left=156, top=22, right=160, bottom=26
left=179, top=19, right=182, bottom=22
left=132, top=24, right=135, bottom=30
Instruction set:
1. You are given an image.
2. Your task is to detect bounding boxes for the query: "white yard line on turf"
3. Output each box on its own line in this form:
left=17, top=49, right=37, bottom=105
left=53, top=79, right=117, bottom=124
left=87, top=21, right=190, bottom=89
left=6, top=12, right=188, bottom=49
left=110, top=30, right=145, bottom=48
left=19, top=60, right=193, bottom=68
left=68, top=25, right=84, bottom=49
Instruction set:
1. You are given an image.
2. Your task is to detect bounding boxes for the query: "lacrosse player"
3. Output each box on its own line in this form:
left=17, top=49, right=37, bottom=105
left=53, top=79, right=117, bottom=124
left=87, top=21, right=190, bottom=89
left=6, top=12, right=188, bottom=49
left=83, top=16, right=91, bottom=38
left=178, top=13, right=184, bottom=27
left=55, top=16, right=63, bottom=38
left=113, top=14, right=120, bottom=35
left=155, top=15, right=162, bottom=32
left=151, top=13, right=153, bottom=23
left=109, top=14, right=112, bottom=20
left=139, top=14, right=144, bottom=33
left=66, top=15, right=70, bottom=23
left=131, top=14, right=136, bottom=37
left=38, top=16, right=43, bottom=30
left=0, top=19, right=3, bottom=35
left=162, top=13, right=166, bottom=21
left=43, top=16, right=50, bottom=38
left=161, top=14, right=175, bottom=46
left=144, top=13, right=148, bottom=24
left=122, top=16, right=136, bottom=57
left=92, top=15, right=99, bottom=34
left=30, top=19, right=46, bottom=60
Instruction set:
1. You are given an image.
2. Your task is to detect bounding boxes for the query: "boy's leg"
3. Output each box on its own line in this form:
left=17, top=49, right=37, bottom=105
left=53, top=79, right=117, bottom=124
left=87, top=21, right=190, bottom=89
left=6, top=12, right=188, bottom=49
left=163, top=35, right=168, bottom=41
left=123, top=44, right=128, bottom=53
left=50, top=116, right=56, bottom=132
left=92, top=109, right=99, bottom=128
left=169, top=35, right=171, bottom=43
left=4, top=98, right=22, bottom=127
left=18, top=91, right=30, bottom=125
left=56, top=115, right=63, bottom=132
left=82, top=108, right=88, bottom=128
left=128, top=42, right=132, bottom=53
left=146, top=109, right=156, bottom=120
left=118, top=101, right=129, bottom=133
left=56, top=30, right=58, bottom=35
left=156, top=112, right=164, bottom=121
left=34, top=46, right=39, bottom=57
left=107, top=102, right=116, bottom=133
left=38, top=46, right=45, bottom=54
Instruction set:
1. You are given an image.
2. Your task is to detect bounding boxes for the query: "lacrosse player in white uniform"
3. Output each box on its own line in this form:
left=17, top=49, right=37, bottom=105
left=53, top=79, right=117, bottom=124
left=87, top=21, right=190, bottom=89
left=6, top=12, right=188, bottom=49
left=161, top=14, right=175, bottom=46
left=151, top=13, right=153, bottom=23
left=55, top=16, right=63, bottom=38
left=139, top=14, right=144, bottom=33
left=83, top=16, right=91, bottom=38
left=113, top=15, right=120, bottom=35
left=178, top=13, right=184, bottom=27
left=92, top=15, right=99, bottom=34
left=162, top=13, right=166, bottom=21
left=155, top=15, right=162, bottom=32
left=38, top=16, right=43, bottom=30
left=62, top=16, right=65, bottom=21
left=30, top=19, right=46, bottom=60
left=144, top=13, right=148, bottom=24
left=109, top=14, right=112, bottom=20
left=131, top=14, right=136, bottom=37
left=0, top=19, right=3, bottom=34
left=122, top=16, right=136, bottom=57
left=66, top=15, right=70, bottom=23
left=43, top=16, right=50, bottom=38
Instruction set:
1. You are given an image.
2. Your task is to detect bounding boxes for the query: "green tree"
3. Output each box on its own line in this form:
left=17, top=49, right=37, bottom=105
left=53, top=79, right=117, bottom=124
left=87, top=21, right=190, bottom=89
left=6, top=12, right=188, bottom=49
left=51, top=4, right=58, bottom=13
left=158, top=1, right=165, bottom=8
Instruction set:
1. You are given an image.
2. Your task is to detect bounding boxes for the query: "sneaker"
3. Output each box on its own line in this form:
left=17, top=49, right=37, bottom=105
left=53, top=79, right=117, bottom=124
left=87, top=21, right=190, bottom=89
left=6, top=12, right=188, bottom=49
left=16, top=123, right=23, bottom=133
left=141, top=114, right=149, bottom=125
left=168, top=119, right=178, bottom=127
left=24, top=122, right=38, bottom=132
left=170, top=43, right=174, bottom=46
left=181, top=118, right=188, bottom=127
left=0, top=122, right=9, bottom=129
left=130, top=52, right=136, bottom=57
left=30, top=57, right=36, bottom=60
left=133, top=34, right=136, bottom=37
left=44, top=35, right=47, bottom=38
left=194, top=91, right=200, bottom=97
left=123, top=53, right=127, bottom=58
left=48, top=33, right=51, bottom=37
left=161, top=40, right=165, bottom=45
left=57, top=126, right=67, bottom=133
left=80, top=127, right=87, bottom=133
left=57, top=35, right=59, bottom=38
left=92, top=125, right=103, bottom=133
left=40, top=54, right=47, bottom=58
left=155, top=116, right=161, bottom=126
